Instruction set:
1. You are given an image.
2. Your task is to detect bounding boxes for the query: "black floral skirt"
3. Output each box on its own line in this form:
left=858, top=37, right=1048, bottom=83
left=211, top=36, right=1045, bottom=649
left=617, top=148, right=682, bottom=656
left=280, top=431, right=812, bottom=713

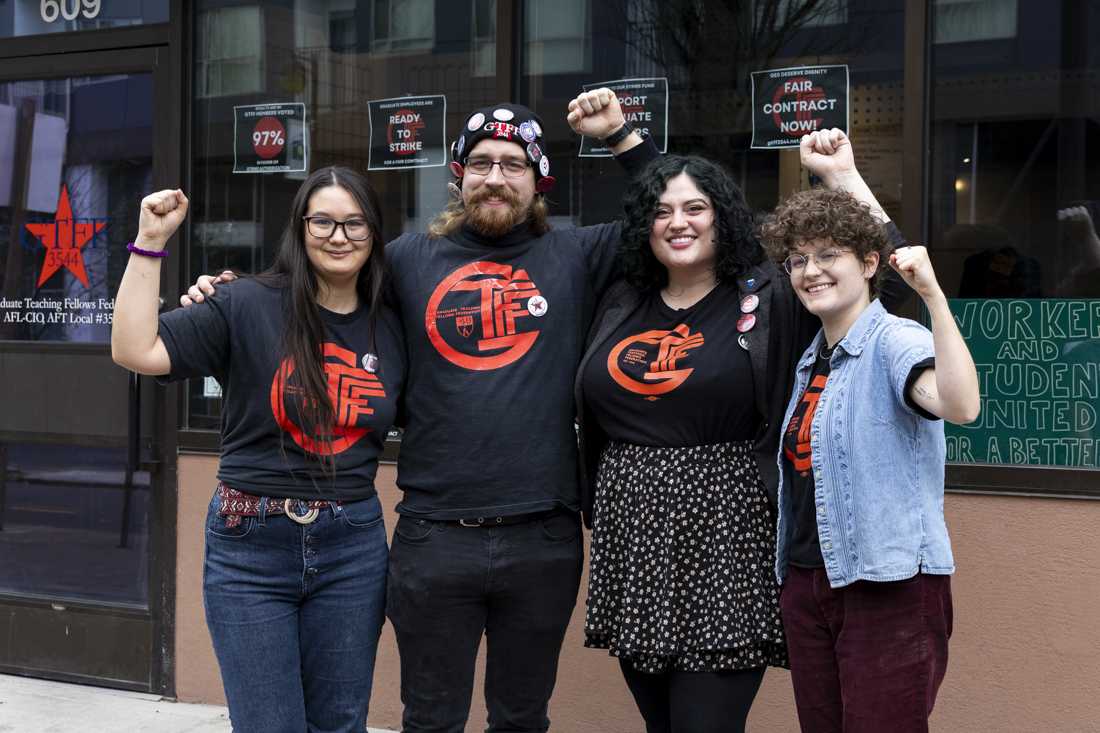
left=584, top=440, right=789, bottom=674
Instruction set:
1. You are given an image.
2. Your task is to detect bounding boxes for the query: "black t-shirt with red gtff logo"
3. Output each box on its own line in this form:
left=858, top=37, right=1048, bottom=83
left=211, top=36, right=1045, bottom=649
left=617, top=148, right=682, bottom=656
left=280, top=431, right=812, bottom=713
left=581, top=282, right=759, bottom=447
left=157, top=278, right=405, bottom=501
left=387, top=221, right=621, bottom=519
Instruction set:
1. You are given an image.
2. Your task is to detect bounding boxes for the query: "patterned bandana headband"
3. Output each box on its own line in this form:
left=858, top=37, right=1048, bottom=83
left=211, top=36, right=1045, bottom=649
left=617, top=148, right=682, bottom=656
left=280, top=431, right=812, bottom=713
left=450, top=103, right=556, bottom=193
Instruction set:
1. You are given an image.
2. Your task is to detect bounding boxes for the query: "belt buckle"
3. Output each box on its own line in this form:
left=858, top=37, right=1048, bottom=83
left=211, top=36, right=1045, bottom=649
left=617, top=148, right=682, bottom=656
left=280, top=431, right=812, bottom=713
left=458, top=517, right=484, bottom=528
left=284, top=498, right=320, bottom=525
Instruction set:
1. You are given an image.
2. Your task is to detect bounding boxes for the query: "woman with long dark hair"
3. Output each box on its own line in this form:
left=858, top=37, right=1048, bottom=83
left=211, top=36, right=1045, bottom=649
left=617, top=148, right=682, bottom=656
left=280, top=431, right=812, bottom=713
left=570, top=98, right=914, bottom=731
left=111, top=167, right=402, bottom=732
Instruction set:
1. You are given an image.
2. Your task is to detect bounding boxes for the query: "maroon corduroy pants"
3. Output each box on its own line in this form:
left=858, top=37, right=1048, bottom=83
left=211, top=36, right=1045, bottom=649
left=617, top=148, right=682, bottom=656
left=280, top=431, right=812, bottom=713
left=779, top=565, right=953, bottom=733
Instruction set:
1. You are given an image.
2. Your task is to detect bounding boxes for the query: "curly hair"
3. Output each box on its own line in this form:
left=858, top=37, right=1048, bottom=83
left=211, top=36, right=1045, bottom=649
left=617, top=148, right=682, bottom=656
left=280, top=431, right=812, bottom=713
left=620, top=155, right=763, bottom=291
left=759, top=187, right=891, bottom=296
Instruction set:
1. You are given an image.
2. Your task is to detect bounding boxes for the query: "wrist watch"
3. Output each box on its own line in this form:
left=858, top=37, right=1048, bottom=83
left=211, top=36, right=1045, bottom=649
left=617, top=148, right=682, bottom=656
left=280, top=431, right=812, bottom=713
left=603, top=121, right=635, bottom=147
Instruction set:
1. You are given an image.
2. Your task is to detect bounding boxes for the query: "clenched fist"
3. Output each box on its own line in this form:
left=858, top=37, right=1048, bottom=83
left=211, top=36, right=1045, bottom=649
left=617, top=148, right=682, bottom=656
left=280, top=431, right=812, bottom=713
left=136, top=189, right=189, bottom=251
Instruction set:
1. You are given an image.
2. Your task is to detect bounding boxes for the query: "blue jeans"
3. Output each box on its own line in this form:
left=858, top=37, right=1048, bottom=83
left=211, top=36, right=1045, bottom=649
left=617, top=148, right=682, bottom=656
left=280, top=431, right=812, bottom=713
left=203, top=491, right=388, bottom=733
left=386, top=512, right=584, bottom=733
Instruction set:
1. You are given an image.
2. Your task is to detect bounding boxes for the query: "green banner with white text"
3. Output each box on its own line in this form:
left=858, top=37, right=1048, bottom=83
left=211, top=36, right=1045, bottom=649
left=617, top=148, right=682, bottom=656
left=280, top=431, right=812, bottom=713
left=946, top=299, right=1100, bottom=469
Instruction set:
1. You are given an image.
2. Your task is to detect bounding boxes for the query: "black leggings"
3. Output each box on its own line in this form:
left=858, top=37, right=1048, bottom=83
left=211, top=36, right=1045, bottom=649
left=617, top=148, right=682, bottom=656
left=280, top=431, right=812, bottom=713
left=619, top=661, right=767, bottom=733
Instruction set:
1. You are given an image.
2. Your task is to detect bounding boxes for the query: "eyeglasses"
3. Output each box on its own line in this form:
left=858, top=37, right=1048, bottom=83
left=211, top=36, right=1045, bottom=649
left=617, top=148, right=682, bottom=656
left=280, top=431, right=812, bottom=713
left=302, top=216, right=371, bottom=241
left=782, top=248, right=849, bottom=275
left=464, top=157, right=531, bottom=178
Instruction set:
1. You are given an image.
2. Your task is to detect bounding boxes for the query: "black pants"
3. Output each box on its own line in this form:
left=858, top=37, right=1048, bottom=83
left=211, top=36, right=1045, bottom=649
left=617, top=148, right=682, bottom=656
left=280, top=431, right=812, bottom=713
left=620, top=661, right=767, bottom=733
left=386, top=512, right=584, bottom=733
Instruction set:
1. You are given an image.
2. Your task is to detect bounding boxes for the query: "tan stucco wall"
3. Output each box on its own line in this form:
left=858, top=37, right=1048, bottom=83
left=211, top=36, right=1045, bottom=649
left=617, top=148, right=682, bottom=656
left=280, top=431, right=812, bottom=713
left=176, top=455, right=1100, bottom=731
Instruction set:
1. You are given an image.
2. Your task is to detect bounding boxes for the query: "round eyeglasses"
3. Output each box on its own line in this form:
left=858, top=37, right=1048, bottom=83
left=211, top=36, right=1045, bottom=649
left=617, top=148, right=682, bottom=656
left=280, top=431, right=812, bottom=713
left=302, top=216, right=371, bottom=241
left=783, top=248, right=848, bottom=275
left=464, top=157, right=531, bottom=178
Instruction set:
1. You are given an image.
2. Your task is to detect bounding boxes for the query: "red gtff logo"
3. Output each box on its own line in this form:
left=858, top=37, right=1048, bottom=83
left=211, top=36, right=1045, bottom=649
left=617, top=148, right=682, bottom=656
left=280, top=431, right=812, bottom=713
left=772, top=76, right=826, bottom=138
left=607, top=324, right=704, bottom=399
left=425, top=261, right=543, bottom=371
left=269, top=343, right=385, bottom=455
left=387, top=107, right=426, bottom=156
left=25, top=185, right=107, bottom=288
left=784, top=374, right=828, bottom=473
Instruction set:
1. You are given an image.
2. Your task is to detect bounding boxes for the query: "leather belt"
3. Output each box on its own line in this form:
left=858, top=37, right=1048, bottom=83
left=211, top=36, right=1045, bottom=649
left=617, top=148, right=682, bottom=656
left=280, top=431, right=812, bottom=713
left=216, top=483, right=337, bottom=527
left=439, top=509, right=564, bottom=528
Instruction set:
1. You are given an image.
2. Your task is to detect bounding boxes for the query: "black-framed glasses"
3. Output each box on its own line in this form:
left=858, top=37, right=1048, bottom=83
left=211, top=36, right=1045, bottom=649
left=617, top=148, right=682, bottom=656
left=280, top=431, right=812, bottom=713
left=783, top=248, right=849, bottom=275
left=464, top=157, right=531, bottom=178
left=302, top=216, right=371, bottom=241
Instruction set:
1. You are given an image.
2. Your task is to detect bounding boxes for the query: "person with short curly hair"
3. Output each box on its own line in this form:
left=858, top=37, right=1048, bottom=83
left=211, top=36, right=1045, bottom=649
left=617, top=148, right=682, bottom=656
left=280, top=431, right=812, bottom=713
left=760, top=186, right=980, bottom=733
left=760, top=187, right=889, bottom=296
left=572, top=127, right=916, bottom=733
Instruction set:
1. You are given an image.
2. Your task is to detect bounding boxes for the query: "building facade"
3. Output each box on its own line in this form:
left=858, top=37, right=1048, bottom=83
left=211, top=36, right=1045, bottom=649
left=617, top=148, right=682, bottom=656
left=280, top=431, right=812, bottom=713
left=0, top=1, right=1098, bottom=730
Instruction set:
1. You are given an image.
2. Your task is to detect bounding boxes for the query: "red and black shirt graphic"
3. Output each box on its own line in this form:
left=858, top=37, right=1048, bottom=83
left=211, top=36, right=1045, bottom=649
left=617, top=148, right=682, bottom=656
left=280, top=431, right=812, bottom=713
left=157, top=278, right=404, bottom=501
left=782, top=353, right=831, bottom=568
left=270, top=343, right=387, bottom=456
left=607, top=323, right=705, bottom=398
left=582, top=284, right=759, bottom=448
left=425, top=261, right=548, bottom=371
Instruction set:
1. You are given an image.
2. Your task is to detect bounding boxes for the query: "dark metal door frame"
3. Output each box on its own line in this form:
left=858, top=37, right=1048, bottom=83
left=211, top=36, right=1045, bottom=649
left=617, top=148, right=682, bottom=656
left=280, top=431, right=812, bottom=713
left=0, top=15, right=184, bottom=694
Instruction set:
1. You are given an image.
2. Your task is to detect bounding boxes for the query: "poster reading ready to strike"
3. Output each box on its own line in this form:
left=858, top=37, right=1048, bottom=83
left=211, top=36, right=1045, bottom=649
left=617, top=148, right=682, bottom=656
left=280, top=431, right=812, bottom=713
left=367, top=95, right=447, bottom=171
left=750, top=65, right=849, bottom=149
left=579, top=78, right=668, bottom=157
left=234, top=103, right=308, bottom=173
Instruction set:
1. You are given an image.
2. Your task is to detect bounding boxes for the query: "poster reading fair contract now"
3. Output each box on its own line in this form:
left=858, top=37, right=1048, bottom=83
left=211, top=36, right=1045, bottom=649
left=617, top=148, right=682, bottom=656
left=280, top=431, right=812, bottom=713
left=367, top=95, right=447, bottom=171
left=750, top=65, right=849, bottom=149
left=233, top=103, right=308, bottom=173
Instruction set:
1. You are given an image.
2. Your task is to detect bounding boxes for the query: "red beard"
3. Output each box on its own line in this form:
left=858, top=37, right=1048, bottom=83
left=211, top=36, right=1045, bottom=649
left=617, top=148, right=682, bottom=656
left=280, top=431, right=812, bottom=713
left=465, top=186, right=528, bottom=237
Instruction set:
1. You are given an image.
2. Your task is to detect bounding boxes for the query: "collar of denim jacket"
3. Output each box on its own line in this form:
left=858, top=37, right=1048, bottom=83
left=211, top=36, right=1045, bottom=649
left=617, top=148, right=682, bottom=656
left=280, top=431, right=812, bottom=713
left=835, top=297, right=888, bottom=357
left=798, top=297, right=889, bottom=372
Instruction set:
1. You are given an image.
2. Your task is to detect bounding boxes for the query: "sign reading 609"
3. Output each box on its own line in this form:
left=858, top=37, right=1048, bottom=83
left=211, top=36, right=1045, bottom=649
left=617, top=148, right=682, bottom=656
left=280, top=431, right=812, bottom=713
left=40, top=0, right=101, bottom=22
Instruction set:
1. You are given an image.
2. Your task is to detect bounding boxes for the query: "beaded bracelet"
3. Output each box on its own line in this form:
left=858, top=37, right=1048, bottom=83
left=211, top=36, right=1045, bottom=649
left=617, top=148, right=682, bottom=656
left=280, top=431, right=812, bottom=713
left=127, top=241, right=169, bottom=258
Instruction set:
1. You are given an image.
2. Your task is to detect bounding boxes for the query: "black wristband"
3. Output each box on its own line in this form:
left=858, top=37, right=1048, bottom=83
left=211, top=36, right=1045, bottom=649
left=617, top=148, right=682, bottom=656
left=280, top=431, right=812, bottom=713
left=603, top=121, right=634, bottom=148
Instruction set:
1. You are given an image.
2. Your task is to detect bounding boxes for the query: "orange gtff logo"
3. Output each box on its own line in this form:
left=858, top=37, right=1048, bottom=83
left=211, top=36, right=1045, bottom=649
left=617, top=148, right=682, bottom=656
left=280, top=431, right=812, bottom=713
left=784, top=374, right=828, bottom=473
left=425, top=261, right=543, bottom=371
left=607, top=324, right=704, bottom=397
left=269, top=343, right=385, bottom=455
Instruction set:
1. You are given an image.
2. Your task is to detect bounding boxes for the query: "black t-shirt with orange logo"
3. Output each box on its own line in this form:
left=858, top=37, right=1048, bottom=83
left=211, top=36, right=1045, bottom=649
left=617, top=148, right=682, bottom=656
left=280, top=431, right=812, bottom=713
left=581, top=282, right=759, bottom=447
left=157, top=278, right=405, bottom=501
left=782, top=354, right=831, bottom=568
left=782, top=353, right=937, bottom=568
left=386, top=221, right=622, bottom=519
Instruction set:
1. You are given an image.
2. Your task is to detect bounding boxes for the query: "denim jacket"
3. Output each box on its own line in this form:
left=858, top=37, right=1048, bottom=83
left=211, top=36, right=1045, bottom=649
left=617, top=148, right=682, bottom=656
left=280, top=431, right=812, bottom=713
left=774, top=299, right=955, bottom=588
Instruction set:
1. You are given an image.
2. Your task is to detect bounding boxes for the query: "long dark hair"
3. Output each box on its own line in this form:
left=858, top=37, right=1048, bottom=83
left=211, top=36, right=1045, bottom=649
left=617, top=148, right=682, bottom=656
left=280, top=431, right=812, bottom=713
left=620, top=155, right=763, bottom=291
left=256, top=166, right=385, bottom=476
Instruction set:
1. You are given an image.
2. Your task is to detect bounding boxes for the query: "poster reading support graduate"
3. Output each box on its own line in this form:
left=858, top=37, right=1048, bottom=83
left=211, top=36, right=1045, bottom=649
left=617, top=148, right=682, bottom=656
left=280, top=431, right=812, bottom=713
left=578, top=78, right=669, bottom=157
left=750, top=65, right=849, bottom=149
left=233, top=103, right=308, bottom=173
left=367, top=95, right=447, bottom=171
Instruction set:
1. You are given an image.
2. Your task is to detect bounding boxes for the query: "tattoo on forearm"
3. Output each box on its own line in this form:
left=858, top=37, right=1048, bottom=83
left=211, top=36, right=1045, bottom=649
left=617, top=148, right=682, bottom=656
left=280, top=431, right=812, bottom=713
left=915, top=385, right=935, bottom=400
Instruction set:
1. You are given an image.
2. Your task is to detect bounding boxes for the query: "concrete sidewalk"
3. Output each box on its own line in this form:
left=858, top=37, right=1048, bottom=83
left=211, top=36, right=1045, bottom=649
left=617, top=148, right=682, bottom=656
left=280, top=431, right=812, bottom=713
left=0, top=674, right=395, bottom=732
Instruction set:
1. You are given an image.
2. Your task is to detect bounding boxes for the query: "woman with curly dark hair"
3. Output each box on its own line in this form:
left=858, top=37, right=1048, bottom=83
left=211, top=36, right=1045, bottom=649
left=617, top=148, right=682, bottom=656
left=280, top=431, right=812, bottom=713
left=572, top=128, right=915, bottom=733
left=760, top=188, right=978, bottom=733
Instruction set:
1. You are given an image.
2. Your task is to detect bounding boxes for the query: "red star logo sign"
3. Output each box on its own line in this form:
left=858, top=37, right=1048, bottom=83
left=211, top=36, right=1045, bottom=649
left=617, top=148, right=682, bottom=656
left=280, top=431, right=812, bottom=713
left=25, top=185, right=107, bottom=288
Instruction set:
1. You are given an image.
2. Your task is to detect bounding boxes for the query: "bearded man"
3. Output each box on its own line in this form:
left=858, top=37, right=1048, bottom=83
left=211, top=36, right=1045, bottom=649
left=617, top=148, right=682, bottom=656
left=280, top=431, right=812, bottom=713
left=382, top=99, right=655, bottom=733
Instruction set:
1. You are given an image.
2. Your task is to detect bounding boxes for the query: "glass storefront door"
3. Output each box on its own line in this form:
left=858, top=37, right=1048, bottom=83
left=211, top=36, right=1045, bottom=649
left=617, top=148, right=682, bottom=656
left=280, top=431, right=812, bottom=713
left=0, top=47, right=176, bottom=692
